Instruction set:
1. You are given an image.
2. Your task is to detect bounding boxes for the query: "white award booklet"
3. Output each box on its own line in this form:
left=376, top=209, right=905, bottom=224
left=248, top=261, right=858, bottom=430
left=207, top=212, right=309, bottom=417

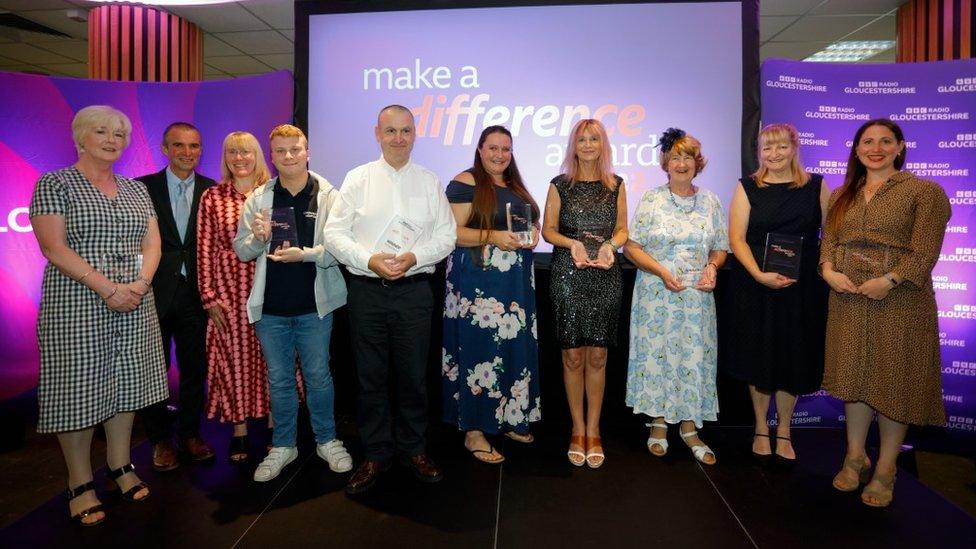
left=374, top=214, right=423, bottom=255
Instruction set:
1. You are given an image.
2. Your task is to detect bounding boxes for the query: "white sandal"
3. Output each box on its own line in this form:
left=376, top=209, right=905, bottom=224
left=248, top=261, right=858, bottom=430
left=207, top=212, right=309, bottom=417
left=680, top=430, right=716, bottom=465
left=646, top=421, right=668, bottom=457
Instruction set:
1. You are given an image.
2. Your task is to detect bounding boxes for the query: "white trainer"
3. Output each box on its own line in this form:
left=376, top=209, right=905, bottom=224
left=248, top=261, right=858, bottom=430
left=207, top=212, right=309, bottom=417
left=253, top=446, right=298, bottom=482
left=316, top=439, right=353, bottom=473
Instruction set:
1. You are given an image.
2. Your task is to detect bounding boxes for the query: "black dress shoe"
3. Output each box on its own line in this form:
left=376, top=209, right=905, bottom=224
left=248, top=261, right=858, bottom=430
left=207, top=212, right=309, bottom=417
left=403, top=454, right=443, bottom=483
left=345, top=460, right=391, bottom=494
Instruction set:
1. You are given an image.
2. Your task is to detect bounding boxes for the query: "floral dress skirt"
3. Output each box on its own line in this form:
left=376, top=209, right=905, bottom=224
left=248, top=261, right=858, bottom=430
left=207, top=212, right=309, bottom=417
left=442, top=245, right=540, bottom=434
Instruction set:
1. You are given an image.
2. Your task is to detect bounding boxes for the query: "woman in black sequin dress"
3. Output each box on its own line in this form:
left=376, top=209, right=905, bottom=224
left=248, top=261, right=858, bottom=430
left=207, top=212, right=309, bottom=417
left=726, top=123, right=829, bottom=462
left=542, top=119, right=627, bottom=469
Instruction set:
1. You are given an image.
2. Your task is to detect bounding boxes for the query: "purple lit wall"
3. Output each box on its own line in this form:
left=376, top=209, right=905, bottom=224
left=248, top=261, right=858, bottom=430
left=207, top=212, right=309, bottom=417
left=762, top=59, right=976, bottom=435
left=0, top=70, right=294, bottom=401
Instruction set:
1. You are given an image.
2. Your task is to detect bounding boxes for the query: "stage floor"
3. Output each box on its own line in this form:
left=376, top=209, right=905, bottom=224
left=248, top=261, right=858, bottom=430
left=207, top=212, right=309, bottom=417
left=1, top=421, right=974, bottom=548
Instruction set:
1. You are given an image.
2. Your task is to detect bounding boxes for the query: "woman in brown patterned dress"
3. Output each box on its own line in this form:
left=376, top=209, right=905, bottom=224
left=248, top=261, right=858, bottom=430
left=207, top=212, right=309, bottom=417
left=197, top=131, right=271, bottom=462
left=820, top=119, right=950, bottom=508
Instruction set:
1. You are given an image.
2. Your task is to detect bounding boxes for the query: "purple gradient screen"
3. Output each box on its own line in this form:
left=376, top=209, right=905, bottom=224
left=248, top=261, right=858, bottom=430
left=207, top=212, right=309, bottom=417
left=762, top=59, right=976, bottom=435
left=307, top=3, right=744, bottom=252
left=0, top=70, right=293, bottom=400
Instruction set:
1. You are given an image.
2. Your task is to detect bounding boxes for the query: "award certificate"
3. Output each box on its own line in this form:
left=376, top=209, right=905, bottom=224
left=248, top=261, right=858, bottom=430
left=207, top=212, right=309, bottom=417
left=762, top=233, right=803, bottom=280
left=506, top=202, right=533, bottom=247
left=375, top=214, right=423, bottom=255
left=269, top=207, right=299, bottom=252
left=673, top=244, right=706, bottom=286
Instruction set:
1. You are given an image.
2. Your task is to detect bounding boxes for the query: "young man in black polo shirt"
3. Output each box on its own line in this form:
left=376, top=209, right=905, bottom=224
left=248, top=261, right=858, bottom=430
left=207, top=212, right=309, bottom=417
left=234, top=124, right=351, bottom=482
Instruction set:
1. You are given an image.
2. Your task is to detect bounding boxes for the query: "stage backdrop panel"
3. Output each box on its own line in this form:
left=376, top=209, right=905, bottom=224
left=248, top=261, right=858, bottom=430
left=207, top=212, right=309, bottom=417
left=761, top=58, right=976, bottom=436
left=0, top=70, right=294, bottom=401
left=305, top=2, right=746, bottom=252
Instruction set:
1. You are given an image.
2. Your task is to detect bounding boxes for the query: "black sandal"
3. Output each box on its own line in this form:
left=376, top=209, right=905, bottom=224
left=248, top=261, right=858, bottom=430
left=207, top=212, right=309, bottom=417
left=774, top=435, right=797, bottom=464
left=67, top=481, right=105, bottom=527
left=107, top=463, right=150, bottom=502
left=752, top=432, right=773, bottom=459
left=229, top=435, right=248, bottom=463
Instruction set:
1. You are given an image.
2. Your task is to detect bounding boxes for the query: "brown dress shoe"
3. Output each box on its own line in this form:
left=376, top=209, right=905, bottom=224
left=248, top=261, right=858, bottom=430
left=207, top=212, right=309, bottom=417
left=153, top=440, right=179, bottom=472
left=404, top=454, right=443, bottom=483
left=345, top=460, right=391, bottom=494
left=180, top=436, right=216, bottom=462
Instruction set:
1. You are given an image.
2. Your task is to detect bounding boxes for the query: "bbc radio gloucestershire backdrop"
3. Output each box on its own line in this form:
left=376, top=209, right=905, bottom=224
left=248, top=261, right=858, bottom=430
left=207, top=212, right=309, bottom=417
left=762, top=58, right=976, bottom=437
left=0, top=70, right=294, bottom=402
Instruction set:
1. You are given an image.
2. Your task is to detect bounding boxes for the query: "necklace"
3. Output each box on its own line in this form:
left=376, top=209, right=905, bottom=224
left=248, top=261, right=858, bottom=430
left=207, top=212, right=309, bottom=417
left=668, top=185, right=697, bottom=214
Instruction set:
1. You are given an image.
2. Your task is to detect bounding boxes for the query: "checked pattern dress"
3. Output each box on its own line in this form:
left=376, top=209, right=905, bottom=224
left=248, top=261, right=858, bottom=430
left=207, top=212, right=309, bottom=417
left=30, top=167, right=168, bottom=433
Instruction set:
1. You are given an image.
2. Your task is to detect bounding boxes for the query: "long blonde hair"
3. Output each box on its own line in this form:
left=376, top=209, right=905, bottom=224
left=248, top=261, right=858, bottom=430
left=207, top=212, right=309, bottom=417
left=752, top=123, right=810, bottom=188
left=561, top=119, right=617, bottom=190
left=220, top=131, right=270, bottom=185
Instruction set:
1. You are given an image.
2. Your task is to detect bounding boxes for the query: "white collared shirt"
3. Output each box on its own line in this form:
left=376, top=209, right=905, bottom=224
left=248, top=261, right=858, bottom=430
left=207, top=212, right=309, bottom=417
left=323, top=156, right=456, bottom=277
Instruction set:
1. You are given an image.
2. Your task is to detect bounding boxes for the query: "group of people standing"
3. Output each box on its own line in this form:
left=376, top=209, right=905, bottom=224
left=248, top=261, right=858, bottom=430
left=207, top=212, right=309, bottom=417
left=29, top=103, right=949, bottom=527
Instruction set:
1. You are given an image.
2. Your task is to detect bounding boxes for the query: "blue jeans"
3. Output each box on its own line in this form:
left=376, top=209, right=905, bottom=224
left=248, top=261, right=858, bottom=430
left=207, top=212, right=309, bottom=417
left=255, top=313, right=336, bottom=448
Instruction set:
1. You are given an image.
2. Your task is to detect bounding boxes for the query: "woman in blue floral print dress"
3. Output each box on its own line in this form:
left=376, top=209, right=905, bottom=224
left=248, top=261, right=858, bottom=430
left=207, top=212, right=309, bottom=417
left=623, top=129, right=728, bottom=465
left=442, top=126, right=541, bottom=464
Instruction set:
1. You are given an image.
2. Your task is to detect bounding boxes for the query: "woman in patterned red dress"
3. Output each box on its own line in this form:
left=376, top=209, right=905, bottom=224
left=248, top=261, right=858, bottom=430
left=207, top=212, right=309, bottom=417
left=197, top=131, right=272, bottom=462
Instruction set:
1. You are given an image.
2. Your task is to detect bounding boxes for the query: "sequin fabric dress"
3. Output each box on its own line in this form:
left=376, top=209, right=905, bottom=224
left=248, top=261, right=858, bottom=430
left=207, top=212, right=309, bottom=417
left=549, top=175, right=622, bottom=348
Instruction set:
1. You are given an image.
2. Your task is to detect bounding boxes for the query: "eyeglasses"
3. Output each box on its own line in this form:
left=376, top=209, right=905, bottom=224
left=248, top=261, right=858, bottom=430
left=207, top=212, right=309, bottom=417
left=226, top=149, right=255, bottom=157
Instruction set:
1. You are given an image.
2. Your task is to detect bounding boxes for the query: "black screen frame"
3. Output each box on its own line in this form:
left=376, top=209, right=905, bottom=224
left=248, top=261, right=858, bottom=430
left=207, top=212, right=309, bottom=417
left=294, top=0, right=761, bottom=176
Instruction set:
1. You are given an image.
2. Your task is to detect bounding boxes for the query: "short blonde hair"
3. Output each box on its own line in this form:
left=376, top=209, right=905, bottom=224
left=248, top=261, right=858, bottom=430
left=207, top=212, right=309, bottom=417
left=752, top=123, right=810, bottom=188
left=268, top=124, right=307, bottom=147
left=660, top=134, right=707, bottom=176
left=71, top=105, right=132, bottom=154
left=220, top=131, right=271, bottom=185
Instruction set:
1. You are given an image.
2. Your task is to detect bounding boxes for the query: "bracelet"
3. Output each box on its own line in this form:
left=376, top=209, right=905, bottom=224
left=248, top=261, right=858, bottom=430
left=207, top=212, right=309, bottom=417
left=605, top=238, right=619, bottom=249
left=707, top=262, right=719, bottom=269
left=77, top=269, right=94, bottom=283
left=102, top=286, right=118, bottom=301
left=138, top=276, right=152, bottom=287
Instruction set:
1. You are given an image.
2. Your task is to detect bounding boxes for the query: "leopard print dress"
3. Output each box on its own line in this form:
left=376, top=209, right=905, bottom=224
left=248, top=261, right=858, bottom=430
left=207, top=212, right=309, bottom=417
left=820, top=171, right=951, bottom=426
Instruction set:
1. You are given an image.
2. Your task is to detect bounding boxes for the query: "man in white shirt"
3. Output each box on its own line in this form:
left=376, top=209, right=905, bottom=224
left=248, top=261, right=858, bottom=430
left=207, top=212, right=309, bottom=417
left=324, top=105, right=456, bottom=494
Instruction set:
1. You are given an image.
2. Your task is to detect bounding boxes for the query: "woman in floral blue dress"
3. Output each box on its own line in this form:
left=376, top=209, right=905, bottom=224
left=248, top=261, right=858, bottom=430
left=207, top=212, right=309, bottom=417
left=442, top=126, right=541, bottom=464
left=623, top=129, right=728, bottom=465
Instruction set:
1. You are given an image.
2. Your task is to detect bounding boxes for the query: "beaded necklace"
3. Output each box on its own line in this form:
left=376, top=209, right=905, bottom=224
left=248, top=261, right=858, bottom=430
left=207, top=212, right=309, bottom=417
left=668, top=184, right=697, bottom=214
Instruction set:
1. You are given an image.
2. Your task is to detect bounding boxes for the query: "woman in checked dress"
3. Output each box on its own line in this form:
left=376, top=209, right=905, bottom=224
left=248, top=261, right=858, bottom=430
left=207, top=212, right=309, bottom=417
left=30, top=105, right=168, bottom=525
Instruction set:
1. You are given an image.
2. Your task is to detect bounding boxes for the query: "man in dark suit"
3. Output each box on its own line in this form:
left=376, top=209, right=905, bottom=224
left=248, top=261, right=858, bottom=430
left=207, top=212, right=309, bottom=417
left=138, top=122, right=216, bottom=471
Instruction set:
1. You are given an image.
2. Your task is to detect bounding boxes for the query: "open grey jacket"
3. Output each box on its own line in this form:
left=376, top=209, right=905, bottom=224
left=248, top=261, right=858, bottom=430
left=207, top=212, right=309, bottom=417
left=233, top=171, right=347, bottom=323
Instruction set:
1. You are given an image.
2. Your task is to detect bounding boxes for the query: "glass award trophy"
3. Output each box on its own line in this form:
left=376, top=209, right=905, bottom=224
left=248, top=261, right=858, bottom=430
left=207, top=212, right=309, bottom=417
left=269, top=207, right=298, bottom=252
left=673, top=244, right=706, bottom=286
left=838, top=242, right=893, bottom=286
left=579, top=223, right=611, bottom=261
left=98, top=253, right=143, bottom=284
left=506, top=202, right=533, bottom=247
left=762, top=233, right=803, bottom=280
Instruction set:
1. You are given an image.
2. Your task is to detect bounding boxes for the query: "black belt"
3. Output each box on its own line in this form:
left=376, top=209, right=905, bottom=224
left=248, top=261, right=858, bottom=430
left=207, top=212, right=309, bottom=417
left=351, top=273, right=431, bottom=286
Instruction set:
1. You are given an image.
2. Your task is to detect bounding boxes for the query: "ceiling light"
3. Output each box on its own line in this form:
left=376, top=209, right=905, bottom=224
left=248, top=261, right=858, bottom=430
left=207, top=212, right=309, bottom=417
left=805, top=41, right=896, bottom=63
left=88, top=1, right=241, bottom=5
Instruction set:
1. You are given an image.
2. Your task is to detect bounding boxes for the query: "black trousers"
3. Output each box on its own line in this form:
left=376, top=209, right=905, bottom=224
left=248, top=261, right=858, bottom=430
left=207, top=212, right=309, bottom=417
left=347, top=275, right=433, bottom=462
left=143, top=276, right=208, bottom=443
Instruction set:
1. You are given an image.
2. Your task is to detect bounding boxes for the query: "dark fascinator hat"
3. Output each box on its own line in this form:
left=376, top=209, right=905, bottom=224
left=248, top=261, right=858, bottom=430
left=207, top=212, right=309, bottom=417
left=658, top=127, right=686, bottom=153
